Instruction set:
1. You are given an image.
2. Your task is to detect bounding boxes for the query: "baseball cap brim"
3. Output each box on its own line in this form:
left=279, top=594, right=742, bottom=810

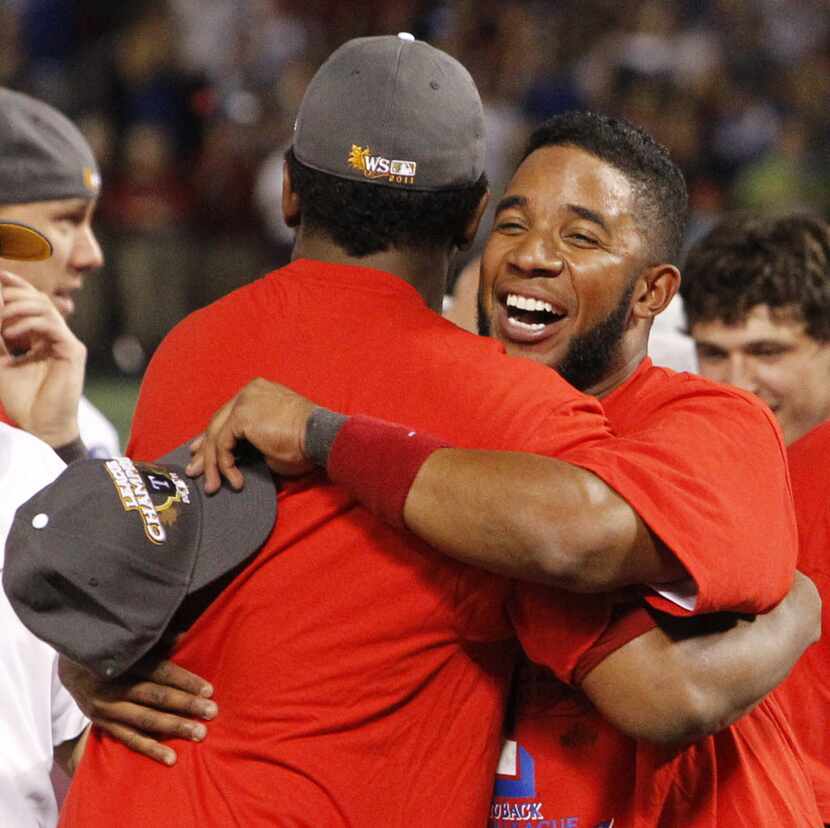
left=0, top=221, right=52, bottom=261
left=3, top=439, right=277, bottom=678
left=155, top=441, right=277, bottom=594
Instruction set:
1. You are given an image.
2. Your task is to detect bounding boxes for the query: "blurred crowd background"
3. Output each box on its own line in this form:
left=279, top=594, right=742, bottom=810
left=2, top=0, right=828, bottom=437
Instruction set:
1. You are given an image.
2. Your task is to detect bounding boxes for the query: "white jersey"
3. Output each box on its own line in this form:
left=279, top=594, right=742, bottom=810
left=0, top=424, right=88, bottom=827
left=78, top=395, right=120, bottom=458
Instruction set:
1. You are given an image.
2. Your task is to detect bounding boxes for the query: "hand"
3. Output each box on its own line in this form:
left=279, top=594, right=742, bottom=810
left=0, top=271, right=85, bottom=447
left=58, top=654, right=218, bottom=767
left=187, top=377, right=317, bottom=493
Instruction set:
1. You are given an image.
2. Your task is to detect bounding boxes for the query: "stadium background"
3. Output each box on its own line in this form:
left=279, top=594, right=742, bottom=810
left=3, top=0, right=828, bottom=443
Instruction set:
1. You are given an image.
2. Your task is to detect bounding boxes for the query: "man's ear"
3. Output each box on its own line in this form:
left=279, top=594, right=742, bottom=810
left=282, top=160, right=301, bottom=228
left=458, top=190, right=491, bottom=250
left=631, top=263, right=681, bottom=321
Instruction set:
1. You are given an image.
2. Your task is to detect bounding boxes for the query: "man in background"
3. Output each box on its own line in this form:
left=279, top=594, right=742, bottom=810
left=0, top=87, right=119, bottom=458
left=681, top=212, right=830, bottom=445
left=0, top=220, right=89, bottom=827
left=682, top=211, right=830, bottom=824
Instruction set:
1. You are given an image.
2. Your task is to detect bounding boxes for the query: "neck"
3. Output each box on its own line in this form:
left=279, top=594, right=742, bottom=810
left=292, top=229, right=452, bottom=313
left=583, top=330, right=650, bottom=398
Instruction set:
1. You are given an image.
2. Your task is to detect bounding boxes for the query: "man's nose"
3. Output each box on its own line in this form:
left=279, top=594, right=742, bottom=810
left=72, top=225, right=104, bottom=273
left=507, top=233, right=565, bottom=279
left=725, top=355, right=760, bottom=394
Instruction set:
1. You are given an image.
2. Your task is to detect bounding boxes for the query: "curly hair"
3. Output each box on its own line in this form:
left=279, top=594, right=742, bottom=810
left=284, top=148, right=488, bottom=258
left=680, top=212, right=830, bottom=342
left=524, top=111, right=688, bottom=265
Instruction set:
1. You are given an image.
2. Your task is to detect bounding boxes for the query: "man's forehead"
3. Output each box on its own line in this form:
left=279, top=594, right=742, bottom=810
left=693, top=304, right=810, bottom=342
left=507, top=146, right=637, bottom=224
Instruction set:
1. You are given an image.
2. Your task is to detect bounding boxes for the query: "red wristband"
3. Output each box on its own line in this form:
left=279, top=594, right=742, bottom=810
left=327, top=415, right=451, bottom=529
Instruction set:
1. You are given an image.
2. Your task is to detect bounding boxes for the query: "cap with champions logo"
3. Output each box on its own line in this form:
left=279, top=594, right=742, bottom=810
left=0, top=221, right=51, bottom=260
left=293, top=32, right=485, bottom=191
left=0, top=87, right=101, bottom=204
left=2, top=441, right=276, bottom=678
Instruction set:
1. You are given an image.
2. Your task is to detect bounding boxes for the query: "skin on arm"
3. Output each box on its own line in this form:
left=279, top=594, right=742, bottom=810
left=187, top=378, right=685, bottom=592
left=58, top=653, right=218, bottom=766
left=53, top=725, right=90, bottom=776
left=0, top=270, right=85, bottom=447
left=401, top=448, right=683, bottom=592
left=581, top=571, right=821, bottom=746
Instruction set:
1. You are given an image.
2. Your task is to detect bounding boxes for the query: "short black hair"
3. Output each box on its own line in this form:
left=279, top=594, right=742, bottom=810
left=285, top=148, right=487, bottom=258
left=680, top=212, right=830, bottom=342
left=523, top=111, right=688, bottom=265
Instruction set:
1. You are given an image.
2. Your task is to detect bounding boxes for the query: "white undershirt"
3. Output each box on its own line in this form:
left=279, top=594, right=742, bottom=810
left=0, top=424, right=88, bottom=827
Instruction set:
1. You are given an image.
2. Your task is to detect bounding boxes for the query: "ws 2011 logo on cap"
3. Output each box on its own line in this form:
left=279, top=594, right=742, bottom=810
left=347, top=145, right=417, bottom=185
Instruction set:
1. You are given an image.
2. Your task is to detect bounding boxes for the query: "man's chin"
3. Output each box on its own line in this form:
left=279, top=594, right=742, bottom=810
left=501, top=338, right=563, bottom=370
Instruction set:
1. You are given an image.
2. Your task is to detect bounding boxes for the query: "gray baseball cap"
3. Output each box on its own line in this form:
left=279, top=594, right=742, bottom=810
left=0, top=221, right=51, bottom=260
left=3, top=441, right=276, bottom=678
left=0, top=87, right=101, bottom=205
left=293, top=33, right=485, bottom=191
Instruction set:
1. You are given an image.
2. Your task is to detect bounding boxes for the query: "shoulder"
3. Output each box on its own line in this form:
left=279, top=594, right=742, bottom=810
left=788, top=420, right=830, bottom=469
left=619, top=363, right=782, bottom=433
left=787, top=421, right=830, bottom=514
left=0, top=422, right=64, bottom=481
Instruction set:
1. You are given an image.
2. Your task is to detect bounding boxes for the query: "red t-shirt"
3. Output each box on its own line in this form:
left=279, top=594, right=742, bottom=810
left=491, top=360, right=818, bottom=827
left=59, top=260, right=629, bottom=827
left=776, top=420, right=830, bottom=820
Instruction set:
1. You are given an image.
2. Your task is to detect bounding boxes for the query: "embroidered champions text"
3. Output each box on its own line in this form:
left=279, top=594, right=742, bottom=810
left=104, top=458, right=189, bottom=544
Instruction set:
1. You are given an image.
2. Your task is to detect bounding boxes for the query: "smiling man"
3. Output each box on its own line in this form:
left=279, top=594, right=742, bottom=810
left=0, top=87, right=119, bottom=457
left=681, top=212, right=830, bottom=445
left=681, top=211, right=830, bottom=825
left=189, top=112, right=822, bottom=825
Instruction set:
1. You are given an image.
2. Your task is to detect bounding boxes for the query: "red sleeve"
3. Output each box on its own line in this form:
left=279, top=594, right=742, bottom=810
left=571, top=604, right=657, bottom=685
left=507, top=583, right=620, bottom=685
left=559, top=383, right=797, bottom=615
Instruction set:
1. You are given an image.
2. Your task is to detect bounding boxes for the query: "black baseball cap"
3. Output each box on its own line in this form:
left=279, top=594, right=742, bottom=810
left=3, top=441, right=276, bottom=678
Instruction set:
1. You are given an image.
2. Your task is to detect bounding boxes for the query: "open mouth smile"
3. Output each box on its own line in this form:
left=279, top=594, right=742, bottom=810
left=498, top=292, right=568, bottom=341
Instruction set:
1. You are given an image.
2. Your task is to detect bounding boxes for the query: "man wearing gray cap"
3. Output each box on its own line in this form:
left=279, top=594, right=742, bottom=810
left=0, top=219, right=89, bottom=828
left=61, top=34, right=672, bottom=826
left=0, top=88, right=119, bottom=458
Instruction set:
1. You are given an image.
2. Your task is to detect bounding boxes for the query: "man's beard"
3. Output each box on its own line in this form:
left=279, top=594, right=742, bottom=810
left=478, top=279, right=635, bottom=392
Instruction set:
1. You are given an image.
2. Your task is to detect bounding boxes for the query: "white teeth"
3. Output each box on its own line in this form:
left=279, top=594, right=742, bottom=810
left=505, top=293, right=556, bottom=314
left=508, top=318, right=546, bottom=332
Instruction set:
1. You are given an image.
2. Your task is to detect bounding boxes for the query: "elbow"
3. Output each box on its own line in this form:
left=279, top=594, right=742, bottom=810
left=526, top=472, right=636, bottom=592
left=608, top=684, right=734, bottom=749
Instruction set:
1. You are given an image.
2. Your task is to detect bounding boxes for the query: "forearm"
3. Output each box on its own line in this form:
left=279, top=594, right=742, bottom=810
left=664, top=572, right=820, bottom=734
left=583, top=573, right=821, bottom=746
left=54, top=725, right=90, bottom=776
left=403, top=448, right=681, bottom=591
left=311, top=411, right=684, bottom=592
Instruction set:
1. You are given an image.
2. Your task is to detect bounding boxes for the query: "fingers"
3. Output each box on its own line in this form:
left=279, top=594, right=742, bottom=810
left=135, top=658, right=215, bottom=700
left=0, top=290, right=83, bottom=360
left=187, top=397, right=242, bottom=494
left=123, top=679, right=218, bottom=720
left=93, top=719, right=178, bottom=767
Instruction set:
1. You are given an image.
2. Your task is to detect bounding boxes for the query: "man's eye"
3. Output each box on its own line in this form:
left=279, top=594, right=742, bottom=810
left=751, top=345, right=789, bottom=358
left=696, top=348, right=725, bottom=361
left=56, top=214, right=84, bottom=226
left=568, top=233, right=596, bottom=245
